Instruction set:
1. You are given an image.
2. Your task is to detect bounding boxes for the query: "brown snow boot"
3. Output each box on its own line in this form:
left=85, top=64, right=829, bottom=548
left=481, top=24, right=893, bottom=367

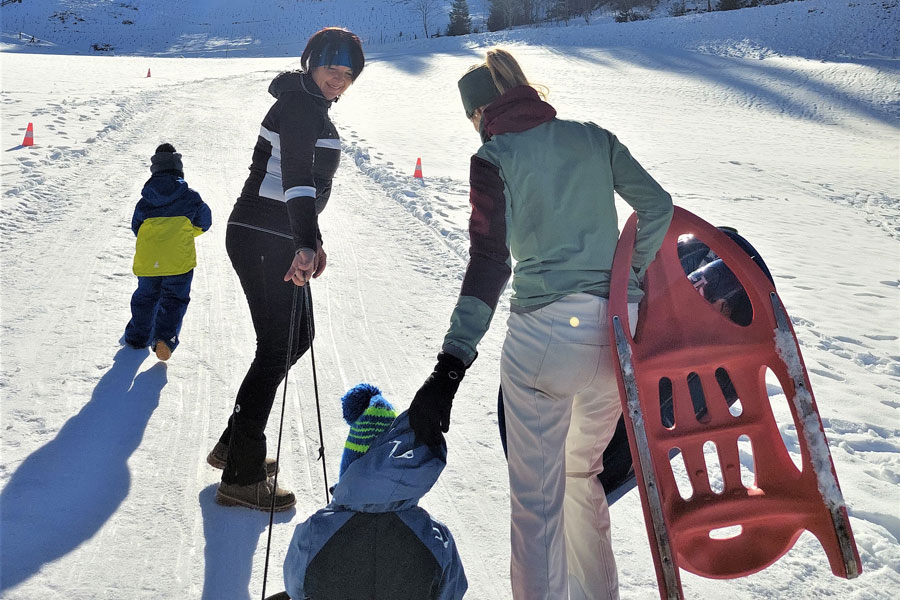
left=215, top=479, right=296, bottom=512
left=153, top=339, right=172, bottom=361
left=206, top=441, right=278, bottom=478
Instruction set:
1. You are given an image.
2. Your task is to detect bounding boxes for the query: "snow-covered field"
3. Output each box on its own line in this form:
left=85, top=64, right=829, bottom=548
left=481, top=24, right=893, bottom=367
left=1, top=1, right=898, bottom=598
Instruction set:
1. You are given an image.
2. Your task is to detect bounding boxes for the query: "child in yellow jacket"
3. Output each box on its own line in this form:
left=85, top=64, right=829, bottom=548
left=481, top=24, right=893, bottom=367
left=123, top=143, right=211, bottom=360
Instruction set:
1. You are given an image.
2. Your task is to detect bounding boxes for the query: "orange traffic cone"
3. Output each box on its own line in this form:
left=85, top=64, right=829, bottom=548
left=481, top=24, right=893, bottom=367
left=413, top=157, right=423, bottom=179
left=146, top=68, right=151, bottom=78
left=22, top=122, right=34, bottom=147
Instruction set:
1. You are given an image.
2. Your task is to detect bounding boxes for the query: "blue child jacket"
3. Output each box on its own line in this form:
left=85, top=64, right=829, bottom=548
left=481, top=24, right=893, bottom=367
left=283, top=411, right=468, bottom=600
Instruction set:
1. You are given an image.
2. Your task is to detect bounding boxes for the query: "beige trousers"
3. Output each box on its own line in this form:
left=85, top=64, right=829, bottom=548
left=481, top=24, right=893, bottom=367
left=501, top=294, right=638, bottom=600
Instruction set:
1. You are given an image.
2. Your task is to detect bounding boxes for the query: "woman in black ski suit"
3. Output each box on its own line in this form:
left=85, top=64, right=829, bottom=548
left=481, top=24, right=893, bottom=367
left=207, top=27, right=365, bottom=511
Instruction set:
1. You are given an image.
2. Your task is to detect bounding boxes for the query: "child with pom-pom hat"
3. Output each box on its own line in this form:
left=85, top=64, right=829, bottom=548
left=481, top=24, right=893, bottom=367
left=277, top=383, right=467, bottom=600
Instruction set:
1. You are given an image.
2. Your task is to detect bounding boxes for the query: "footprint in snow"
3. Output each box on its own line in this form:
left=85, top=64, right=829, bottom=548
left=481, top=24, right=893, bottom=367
left=809, top=367, right=844, bottom=382
left=880, top=397, right=900, bottom=409
left=791, top=316, right=814, bottom=328
left=833, top=336, right=867, bottom=347
left=840, top=437, right=900, bottom=455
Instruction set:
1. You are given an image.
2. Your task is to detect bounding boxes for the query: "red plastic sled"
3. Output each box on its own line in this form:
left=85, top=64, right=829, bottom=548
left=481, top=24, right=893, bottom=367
left=608, top=207, right=861, bottom=599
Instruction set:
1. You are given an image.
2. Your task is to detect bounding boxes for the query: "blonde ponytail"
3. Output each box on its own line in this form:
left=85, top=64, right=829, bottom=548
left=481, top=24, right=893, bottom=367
left=484, top=48, right=548, bottom=99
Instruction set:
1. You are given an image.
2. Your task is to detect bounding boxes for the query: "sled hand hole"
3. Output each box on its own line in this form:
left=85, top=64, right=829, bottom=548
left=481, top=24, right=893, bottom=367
left=709, top=524, right=743, bottom=540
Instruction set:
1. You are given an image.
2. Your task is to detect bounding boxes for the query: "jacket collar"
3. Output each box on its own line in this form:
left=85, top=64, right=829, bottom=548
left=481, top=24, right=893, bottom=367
left=268, top=70, right=334, bottom=109
left=481, top=85, right=557, bottom=141
left=299, top=72, right=335, bottom=106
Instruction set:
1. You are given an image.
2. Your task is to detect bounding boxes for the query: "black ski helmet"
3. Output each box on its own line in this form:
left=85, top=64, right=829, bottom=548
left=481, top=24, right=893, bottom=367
left=677, top=233, right=717, bottom=275
left=687, top=259, right=751, bottom=324
left=679, top=227, right=775, bottom=326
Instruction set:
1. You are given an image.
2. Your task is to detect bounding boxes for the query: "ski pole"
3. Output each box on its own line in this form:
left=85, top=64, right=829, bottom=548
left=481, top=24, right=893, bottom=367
left=261, top=283, right=300, bottom=600
left=260, top=283, right=331, bottom=600
left=304, top=283, right=331, bottom=505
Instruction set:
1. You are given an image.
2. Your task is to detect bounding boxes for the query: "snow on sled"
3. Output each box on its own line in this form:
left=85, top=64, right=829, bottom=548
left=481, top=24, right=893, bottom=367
left=607, top=206, right=861, bottom=599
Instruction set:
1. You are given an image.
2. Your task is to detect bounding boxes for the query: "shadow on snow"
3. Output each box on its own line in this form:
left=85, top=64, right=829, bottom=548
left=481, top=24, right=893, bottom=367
left=553, top=45, right=900, bottom=129
left=0, top=348, right=166, bottom=592
left=198, top=485, right=295, bottom=600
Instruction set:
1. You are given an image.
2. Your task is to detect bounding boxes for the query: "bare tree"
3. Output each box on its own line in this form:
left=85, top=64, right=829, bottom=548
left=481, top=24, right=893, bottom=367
left=409, top=0, right=442, bottom=38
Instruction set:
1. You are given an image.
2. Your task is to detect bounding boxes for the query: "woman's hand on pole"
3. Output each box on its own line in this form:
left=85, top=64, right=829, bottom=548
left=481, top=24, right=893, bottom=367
left=284, top=248, right=317, bottom=286
left=312, top=239, right=327, bottom=279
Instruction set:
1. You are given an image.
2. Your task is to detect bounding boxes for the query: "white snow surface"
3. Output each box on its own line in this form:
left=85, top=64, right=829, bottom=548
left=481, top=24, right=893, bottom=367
left=1, top=1, right=898, bottom=599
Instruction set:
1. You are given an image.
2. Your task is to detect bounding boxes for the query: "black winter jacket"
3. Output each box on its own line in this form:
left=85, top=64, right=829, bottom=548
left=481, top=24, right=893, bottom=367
left=230, top=71, right=341, bottom=251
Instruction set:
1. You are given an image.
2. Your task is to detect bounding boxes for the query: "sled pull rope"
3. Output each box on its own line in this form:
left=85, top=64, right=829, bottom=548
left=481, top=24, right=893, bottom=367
left=769, top=293, right=859, bottom=579
left=612, top=315, right=681, bottom=600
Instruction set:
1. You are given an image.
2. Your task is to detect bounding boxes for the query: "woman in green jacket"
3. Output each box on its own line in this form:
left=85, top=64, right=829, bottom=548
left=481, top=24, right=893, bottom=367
left=409, top=48, right=673, bottom=599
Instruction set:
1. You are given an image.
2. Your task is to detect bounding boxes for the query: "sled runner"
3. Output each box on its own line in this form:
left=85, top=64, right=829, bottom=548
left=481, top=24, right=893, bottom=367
left=608, top=206, right=861, bottom=599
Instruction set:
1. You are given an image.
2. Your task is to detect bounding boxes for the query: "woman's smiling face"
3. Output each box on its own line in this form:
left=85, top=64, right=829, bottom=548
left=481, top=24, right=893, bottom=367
left=311, top=65, right=354, bottom=100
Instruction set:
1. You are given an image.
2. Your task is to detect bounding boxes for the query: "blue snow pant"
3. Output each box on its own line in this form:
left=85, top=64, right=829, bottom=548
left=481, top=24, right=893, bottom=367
left=124, top=270, right=193, bottom=352
left=218, top=223, right=313, bottom=486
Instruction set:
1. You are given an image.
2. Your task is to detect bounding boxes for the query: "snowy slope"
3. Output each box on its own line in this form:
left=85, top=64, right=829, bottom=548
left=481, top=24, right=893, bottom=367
left=3, top=0, right=898, bottom=60
left=0, top=0, right=437, bottom=55
left=1, top=1, right=899, bottom=599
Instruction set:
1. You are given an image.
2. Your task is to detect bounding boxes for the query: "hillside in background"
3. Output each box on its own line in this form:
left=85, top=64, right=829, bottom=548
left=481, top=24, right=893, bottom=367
left=1, top=0, right=898, bottom=60
left=1, top=0, right=435, bottom=55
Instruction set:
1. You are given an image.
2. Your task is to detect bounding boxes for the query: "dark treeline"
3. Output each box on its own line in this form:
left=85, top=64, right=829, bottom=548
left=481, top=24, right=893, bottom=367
left=443, top=0, right=807, bottom=35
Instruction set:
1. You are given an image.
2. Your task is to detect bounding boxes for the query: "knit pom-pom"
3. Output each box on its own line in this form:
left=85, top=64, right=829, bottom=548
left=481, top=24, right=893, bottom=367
left=341, top=383, right=382, bottom=425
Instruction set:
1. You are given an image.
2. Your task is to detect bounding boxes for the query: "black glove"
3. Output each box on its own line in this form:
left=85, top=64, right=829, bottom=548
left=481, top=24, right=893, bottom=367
left=409, top=352, right=467, bottom=447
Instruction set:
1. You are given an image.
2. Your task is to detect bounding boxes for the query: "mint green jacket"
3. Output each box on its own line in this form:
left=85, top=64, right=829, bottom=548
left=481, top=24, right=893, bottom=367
left=442, top=86, right=673, bottom=366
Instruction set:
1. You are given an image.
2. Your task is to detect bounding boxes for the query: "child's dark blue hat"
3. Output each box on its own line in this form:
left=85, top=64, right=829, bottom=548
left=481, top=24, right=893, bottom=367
left=150, top=142, right=183, bottom=177
left=339, top=384, right=397, bottom=478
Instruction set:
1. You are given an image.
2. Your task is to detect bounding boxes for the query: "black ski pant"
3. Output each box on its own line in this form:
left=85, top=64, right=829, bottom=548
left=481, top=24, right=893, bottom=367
left=219, top=223, right=314, bottom=485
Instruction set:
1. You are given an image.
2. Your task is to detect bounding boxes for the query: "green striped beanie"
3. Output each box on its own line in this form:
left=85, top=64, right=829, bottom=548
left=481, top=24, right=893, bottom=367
left=339, top=383, right=397, bottom=477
